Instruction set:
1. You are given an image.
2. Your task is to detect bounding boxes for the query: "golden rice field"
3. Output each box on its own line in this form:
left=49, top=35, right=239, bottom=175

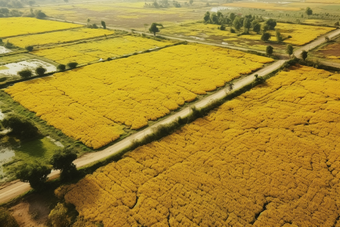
left=241, top=23, right=334, bottom=46
left=223, top=2, right=301, bottom=11
left=5, top=44, right=273, bottom=149
left=32, top=36, right=174, bottom=64
left=163, top=22, right=334, bottom=46
left=275, top=23, right=335, bottom=46
left=58, top=65, right=340, bottom=226
left=0, top=17, right=82, bottom=38
left=4, top=28, right=114, bottom=48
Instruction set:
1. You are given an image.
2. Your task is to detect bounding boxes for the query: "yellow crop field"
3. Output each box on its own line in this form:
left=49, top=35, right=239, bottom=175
left=224, top=2, right=301, bottom=11
left=242, top=23, right=334, bottom=45
left=0, top=17, right=82, bottom=38
left=163, top=22, right=334, bottom=46
left=59, top=65, right=340, bottom=226
left=5, top=44, right=273, bottom=149
left=4, top=28, right=114, bottom=48
left=162, top=22, right=238, bottom=38
left=306, top=0, right=340, bottom=3
left=275, top=23, right=335, bottom=46
left=32, top=36, right=174, bottom=64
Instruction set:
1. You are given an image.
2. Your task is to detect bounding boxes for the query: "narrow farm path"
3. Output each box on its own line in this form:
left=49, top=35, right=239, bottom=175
left=0, top=25, right=339, bottom=205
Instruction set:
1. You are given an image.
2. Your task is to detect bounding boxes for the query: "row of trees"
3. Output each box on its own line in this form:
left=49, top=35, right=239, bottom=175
left=265, top=44, right=308, bottom=62
left=0, top=7, right=46, bottom=18
left=17, top=62, right=78, bottom=79
left=204, top=11, right=278, bottom=35
left=144, top=0, right=193, bottom=8
left=86, top=18, right=106, bottom=29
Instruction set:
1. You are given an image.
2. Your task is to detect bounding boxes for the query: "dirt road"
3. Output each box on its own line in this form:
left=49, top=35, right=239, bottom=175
left=0, top=26, right=339, bottom=205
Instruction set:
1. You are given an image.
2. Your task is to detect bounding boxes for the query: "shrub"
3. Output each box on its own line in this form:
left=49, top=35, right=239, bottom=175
left=0, top=207, right=19, bottom=227
left=25, top=45, right=33, bottom=51
left=2, top=115, right=39, bottom=139
left=35, top=10, right=46, bottom=19
left=230, top=28, right=235, bottom=33
left=4, top=40, right=14, bottom=49
left=12, top=161, right=51, bottom=190
left=18, top=69, right=32, bottom=78
left=57, top=64, right=66, bottom=71
left=35, top=66, right=46, bottom=76
left=50, top=148, right=78, bottom=181
left=48, top=203, right=72, bottom=227
left=67, top=62, right=78, bottom=69
left=261, top=32, right=271, bottom=42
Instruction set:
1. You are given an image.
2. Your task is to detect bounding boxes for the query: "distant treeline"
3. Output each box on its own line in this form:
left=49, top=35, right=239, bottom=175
left=0, top=7, right=46, bottom=18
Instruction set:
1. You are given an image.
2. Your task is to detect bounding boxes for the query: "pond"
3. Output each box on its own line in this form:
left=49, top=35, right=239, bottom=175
left=0, top=46, right=12, bottom=54
left=0, top=147, right=15, bottom=181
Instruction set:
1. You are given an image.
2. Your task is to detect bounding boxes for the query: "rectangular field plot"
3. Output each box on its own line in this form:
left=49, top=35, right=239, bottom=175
left=0, top=17, right=82, bottom=38
left=4, top=28, right=115, bottom=48
left=32, top=36, right=175, bottom=65
left=5, top=44, right=273, bottom=149
left=60, top=65, right=340, bottom=227
left=162, top=22, right=335, bottom=47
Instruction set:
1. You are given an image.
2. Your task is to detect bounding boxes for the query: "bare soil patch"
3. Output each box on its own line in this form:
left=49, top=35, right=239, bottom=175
left=9, top=193, right=54, bottom=227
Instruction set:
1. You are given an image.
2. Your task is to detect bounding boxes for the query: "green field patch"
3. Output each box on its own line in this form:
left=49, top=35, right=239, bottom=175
left=14, top=137, right=61, bottom=162
left=0, top=65, right=9, bottom=70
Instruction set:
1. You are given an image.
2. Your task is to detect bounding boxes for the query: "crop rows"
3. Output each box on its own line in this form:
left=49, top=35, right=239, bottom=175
left=60, top=65, right=340, bottom=226
left=4, top=28, right=114, bottom=48
left=0, top=17, right=81, bottom=38
left=5, top=44, right=273, bottom=148
left=32, top=36, right=175, bottom=64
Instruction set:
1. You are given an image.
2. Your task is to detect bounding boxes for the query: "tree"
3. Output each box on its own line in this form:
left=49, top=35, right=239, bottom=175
left=35, top=10, right=46, bottom=19
left=50, top=148, right=78, bottom=181
left=261, top=32, right=271, bottom=42
left=57, top=64, right=66, bottom=71
left=25, top=45, right=33, bottom=51
left=233, top=17, right=242, bottom=32
left=266, top=45, right=273, bottom=56
left=254, top=74, right=265, bottom=84
left=149, top=23, right=160, bottom=36
left=301, top=50, right=308, bottom=61
left=210, top=12, right=218, bottom=24
left=35, top=66, right=46, bottom=76
left=0, top=207, right=19, bottom=227
left=306, top=7, right=313, bottom=16
left=265, top=19, right=277, bottom=30
left=243, top=17, right=251, bottom=34
left=101, top=21, right=106, bottom=29
left=203, top=11, right=210, bottom=23
left=13, top=161, right=51, bottom=190
left=219, top=24, right=226, bottom=30
left=48, top=203, right=72, bottom=227
left=252, top=20, right=261, bottom=34
left=18, top=69, right=32, bottom=79
left=189, top=0, right=193, bottom=5
left=276, top=30, right=283, bottom=43
left=261, top=23, right=269, bottom=33
left=286, top=44, right=293, bottom=57
left=2, top=115, right=39, bottom=139
left=229, top=13, right=236, bottom=23
left=67, top=62, right=78, bottom=69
